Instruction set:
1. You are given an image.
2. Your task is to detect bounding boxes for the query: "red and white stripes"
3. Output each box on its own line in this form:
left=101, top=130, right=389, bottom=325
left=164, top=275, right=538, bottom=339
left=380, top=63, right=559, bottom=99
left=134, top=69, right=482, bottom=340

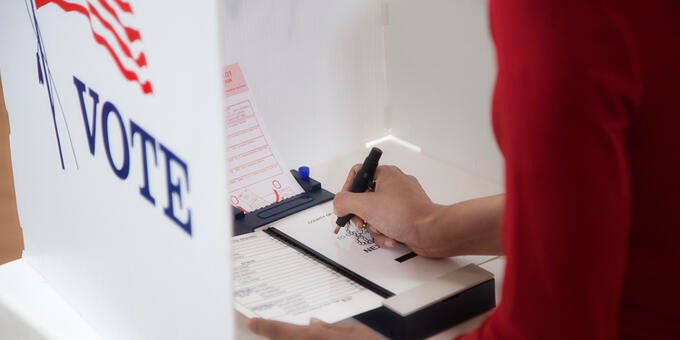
left=36, top=0, right=153, bottom=94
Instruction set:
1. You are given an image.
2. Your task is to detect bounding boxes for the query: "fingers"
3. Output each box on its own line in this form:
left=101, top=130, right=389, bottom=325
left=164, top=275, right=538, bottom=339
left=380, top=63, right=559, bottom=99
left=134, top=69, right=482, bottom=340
left=309, top=318, right=364, bottom=333
left=333, top=191, right=376, bottom=222
left=350, top=217, right=396, bottom=248
left=373, top=165, right=404, bottom=187
left=309, top=318, right=332, bottom=329
left=370, top=230, right=396, bottom=248
left=341, top=164, right=404, bottom=193
left=340, top=164, right=362, bottom=192
left=248, top=318, right=308, bottom=339
left=358, top=223, right=395, bottom=248
left=350, top=216, right=364, bottom=229
left=249, top=317, right=377, bottom=340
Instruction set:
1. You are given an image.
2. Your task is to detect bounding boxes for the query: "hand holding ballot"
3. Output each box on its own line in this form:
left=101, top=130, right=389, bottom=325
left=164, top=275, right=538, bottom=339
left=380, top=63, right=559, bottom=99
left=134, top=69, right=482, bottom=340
left=334, top=164, right=505, bottom=258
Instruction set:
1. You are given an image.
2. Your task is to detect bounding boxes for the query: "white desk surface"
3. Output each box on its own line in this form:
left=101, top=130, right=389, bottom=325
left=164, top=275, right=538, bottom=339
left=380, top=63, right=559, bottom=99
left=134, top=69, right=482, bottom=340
left=0, top=140, right=506, bottom=339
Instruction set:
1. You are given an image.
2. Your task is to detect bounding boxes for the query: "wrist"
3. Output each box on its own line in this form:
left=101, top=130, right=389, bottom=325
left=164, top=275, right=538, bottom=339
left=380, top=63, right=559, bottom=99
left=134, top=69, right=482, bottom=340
left=412, top=203, right=448, bottom=256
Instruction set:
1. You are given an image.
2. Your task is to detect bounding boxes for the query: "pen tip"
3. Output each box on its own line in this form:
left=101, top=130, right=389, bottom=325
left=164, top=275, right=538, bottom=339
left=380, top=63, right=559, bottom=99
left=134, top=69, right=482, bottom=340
left=333, top=225, right=341, bottom=234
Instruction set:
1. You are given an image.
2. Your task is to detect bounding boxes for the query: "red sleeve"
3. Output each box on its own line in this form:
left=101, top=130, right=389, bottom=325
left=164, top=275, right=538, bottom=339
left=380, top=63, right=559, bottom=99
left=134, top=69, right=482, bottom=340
left=461, top=0, right=640, bottom=338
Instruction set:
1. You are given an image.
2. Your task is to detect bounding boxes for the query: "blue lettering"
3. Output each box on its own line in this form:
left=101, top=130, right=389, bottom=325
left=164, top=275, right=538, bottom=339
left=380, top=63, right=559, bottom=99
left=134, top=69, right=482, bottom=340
left=74, top=76, right=192, bottom=236
left=159, top=144, right=192, bottom=235
left=74, top=76, right=99, bottom=155
left=130, top=120, right=157, bottom=205
left=101, top=102, right=130, bottom=180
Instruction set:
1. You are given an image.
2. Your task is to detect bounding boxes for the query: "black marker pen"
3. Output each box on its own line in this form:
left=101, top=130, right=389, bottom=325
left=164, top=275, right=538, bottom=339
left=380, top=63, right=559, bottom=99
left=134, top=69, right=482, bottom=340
left=334, top=147, right=382, bottom=234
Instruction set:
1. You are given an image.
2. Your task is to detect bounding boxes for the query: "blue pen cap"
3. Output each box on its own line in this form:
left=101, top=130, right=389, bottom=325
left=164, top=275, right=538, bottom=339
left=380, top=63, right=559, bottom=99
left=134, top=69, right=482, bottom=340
left=298, top=166, right=310, bottom=181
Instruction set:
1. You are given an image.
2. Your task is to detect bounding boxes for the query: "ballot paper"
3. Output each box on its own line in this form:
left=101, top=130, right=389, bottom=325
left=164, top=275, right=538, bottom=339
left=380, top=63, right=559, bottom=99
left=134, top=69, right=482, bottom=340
left=224, top=63, right=304, bottom=213
left=233, top=231, right=384, bottom=325
left=271, top=202, right=475, bottom=294
left=232, top=202, right=479, bottom=324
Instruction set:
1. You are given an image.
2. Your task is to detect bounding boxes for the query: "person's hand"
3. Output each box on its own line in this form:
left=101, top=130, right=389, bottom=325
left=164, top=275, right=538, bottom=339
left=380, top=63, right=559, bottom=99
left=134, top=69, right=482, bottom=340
left=248, top=317, right=379, bottom=340
left=333, top=164, right=441, bottom=256
left=334, top=164, right=505, bottom=258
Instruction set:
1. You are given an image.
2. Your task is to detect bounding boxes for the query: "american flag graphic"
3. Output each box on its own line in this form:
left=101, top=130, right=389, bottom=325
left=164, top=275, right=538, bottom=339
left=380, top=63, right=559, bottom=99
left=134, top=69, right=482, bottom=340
left=36, top=0, right=153, bottom=94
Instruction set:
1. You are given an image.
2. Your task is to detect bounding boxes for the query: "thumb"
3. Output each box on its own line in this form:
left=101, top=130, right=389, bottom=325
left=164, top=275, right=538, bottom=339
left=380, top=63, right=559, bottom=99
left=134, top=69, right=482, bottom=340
left=333, top=191, right=376, bottom=222
left=309, top=318, right=332, bottom=328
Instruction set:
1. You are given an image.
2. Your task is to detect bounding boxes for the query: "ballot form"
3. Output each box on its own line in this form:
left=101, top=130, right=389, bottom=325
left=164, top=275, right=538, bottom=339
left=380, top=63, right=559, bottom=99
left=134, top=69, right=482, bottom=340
left=233, top=231, right=384, bottom=324
left=232, top=202, right=480, bottom=325
left=224, top=63, right=304, bottom=213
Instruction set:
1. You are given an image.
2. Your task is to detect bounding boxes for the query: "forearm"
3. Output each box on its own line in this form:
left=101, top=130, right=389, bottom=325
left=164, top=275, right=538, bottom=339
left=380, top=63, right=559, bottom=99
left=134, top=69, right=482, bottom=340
left=413, top=194, right=504, bottom=257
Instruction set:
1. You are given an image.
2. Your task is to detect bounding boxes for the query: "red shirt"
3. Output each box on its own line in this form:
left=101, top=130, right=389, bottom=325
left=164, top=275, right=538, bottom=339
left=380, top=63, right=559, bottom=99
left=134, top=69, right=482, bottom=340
left=462, top=1, right=680, bottom=338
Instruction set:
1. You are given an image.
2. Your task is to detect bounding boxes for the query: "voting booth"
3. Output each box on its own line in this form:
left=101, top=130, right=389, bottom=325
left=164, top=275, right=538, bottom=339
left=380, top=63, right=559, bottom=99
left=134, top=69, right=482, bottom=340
left=223, top=2, right=502, bottom=339
left=0, top=0, right=503, bottom=339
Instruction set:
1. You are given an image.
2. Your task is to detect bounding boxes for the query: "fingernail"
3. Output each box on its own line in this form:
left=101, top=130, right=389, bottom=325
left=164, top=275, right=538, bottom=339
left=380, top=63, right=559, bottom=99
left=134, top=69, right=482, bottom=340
left=386, top=239, right=395, bottom=247
left=310, top=318, right=323, bottom=325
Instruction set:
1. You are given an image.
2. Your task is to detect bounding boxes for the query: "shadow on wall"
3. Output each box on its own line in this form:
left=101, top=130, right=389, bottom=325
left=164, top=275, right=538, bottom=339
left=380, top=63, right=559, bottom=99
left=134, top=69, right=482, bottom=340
left=0, top=76, right=24, bottom=265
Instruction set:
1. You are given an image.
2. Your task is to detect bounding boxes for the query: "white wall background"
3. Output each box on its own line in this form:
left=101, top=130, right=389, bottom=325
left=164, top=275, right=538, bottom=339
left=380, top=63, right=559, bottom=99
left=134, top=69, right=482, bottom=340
left=222, top=0, right=502, bottom=183
left=222, top=0, right=389, bottom=169
left=386, top=0, right=501, bottom=183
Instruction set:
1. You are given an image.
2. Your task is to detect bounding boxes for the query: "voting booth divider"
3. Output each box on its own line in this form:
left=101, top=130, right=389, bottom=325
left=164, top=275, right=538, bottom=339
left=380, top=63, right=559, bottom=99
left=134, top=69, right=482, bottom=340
left=0, top=0, right=233, bottom=339
left=0, top=0, right=503, bottom=339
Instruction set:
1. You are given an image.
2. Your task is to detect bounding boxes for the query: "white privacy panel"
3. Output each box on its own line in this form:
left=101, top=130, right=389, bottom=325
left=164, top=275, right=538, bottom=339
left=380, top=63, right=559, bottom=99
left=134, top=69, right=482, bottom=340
left=222, top=0, right=389, bottom=168
left=222, top=0, right=502, bottom=183
left=0, top=1, right=232, bottom=339
left=385, top=0, right=502, bottom=183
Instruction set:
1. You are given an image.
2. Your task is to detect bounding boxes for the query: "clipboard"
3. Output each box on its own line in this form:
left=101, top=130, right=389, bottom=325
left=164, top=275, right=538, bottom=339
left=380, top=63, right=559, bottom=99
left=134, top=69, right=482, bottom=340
left=231, top=170, right=496, bottom=340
